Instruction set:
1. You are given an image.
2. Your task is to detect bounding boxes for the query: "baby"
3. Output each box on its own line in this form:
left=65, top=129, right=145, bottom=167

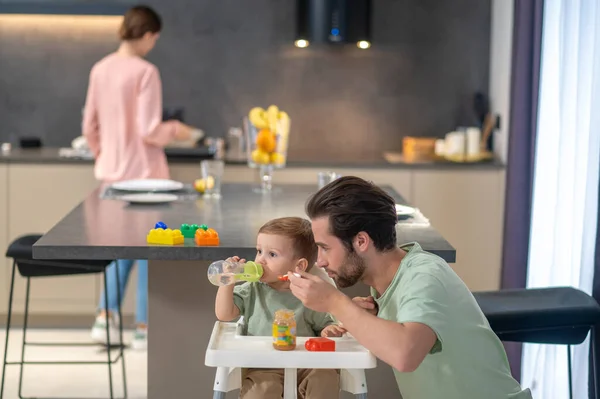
left=215, top=216, right=344, bottom=399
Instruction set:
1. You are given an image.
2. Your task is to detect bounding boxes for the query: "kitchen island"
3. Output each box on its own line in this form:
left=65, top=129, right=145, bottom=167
left=0, top=150, right=504, bottom=323
left=32, top=182, right=454, bottom=399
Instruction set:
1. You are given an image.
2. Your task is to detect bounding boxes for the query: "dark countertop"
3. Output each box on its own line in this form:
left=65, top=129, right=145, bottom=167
left=32, top=183, right=456, bottom=263
left=0, top=148, right=505, bottom=170
left=0, top=147, right=214, bottom=165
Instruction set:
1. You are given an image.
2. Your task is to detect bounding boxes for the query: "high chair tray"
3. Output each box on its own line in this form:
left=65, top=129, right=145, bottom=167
left=205, top=321, right=377, bottom=369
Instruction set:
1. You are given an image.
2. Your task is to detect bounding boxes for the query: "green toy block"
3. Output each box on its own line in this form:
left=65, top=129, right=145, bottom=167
left=200, top=224, right=208, bottom=231
left=180, top=224, right=200, bottom=238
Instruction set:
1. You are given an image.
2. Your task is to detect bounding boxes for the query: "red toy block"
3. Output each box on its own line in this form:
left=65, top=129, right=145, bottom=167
left=277, top=272, right=301, bottom=281
left=305, top=337, right=335, bottom=352
left=195, top=227, right=220, bottom=246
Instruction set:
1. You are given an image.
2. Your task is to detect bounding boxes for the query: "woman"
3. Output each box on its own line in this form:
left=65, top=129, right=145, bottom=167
left=82, top=5, right=197, bottom=350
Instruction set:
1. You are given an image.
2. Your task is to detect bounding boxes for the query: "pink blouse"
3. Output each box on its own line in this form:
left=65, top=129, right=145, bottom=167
left=82, top=53, right=178, bottom=183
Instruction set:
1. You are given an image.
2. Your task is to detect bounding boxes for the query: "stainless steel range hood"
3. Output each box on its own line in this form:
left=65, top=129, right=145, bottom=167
left=295, top=0, right=372, bottom=49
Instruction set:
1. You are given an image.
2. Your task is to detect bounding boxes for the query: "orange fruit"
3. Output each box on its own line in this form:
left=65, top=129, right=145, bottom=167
left=256, top=129, right=276, bottom=153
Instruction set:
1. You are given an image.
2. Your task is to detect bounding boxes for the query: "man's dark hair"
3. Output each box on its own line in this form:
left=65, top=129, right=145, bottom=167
left=305, top=176, right=398, bottom=252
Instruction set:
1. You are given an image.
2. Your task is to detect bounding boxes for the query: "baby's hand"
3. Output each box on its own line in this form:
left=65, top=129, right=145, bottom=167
left=352, top=296, right=378, bottom=316
left=321, top=324, right=347, bottom=338
left=224, top=256, right=245, bottom=272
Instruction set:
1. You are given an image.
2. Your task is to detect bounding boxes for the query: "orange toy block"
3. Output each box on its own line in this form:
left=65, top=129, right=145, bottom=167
left=305, top=337, right=335, bottom=352
left=147, top=228, right=184, bottom=245
left=195, top=227, right=220, bottom=246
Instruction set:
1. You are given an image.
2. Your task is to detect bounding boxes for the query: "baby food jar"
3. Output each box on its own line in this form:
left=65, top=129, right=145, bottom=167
left=272, top=309, right=297, bottom=351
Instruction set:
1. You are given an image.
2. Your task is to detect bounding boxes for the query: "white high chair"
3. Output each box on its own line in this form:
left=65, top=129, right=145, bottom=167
left=205, top=267, right=376, bottom=399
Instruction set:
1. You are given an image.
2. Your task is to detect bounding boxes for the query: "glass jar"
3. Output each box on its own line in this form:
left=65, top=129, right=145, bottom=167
left=272, top=309, right=297, bottom=351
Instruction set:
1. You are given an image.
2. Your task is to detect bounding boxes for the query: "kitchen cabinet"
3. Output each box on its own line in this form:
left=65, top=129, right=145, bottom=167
left=412, top=169, right=506, bottom=291
left=0, top=161, right=505, bottom=324
left=6, top=165, right=104, bottom=315
left=0, top=165, right=8, bottom=315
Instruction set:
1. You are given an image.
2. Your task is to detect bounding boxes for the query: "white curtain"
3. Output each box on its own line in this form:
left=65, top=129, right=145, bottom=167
left=522, top=0, right=600, bottom=399
left=523, top=0, right=600, bottom=398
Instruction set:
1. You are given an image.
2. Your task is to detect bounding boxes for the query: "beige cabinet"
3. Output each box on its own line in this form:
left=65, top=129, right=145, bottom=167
left=412, top=170, right=506, bottom=291
left=5, top=165, right=100, bottom=315
left=0, top=165, right=8, bottom=315
left=5, top=164, right=141, bottom=319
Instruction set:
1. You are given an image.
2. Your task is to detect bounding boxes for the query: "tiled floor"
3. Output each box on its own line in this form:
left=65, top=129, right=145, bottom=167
left=0, top=328, right=147, bottom=398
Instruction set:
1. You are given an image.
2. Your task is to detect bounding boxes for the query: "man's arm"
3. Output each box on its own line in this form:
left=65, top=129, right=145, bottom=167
left=288, top=269, right=444, bottom=372
left=330, top=294, right=438, bottom=372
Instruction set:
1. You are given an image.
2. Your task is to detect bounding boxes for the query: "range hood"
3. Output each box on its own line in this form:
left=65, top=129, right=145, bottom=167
left=295, top=0, right=372, bottom=49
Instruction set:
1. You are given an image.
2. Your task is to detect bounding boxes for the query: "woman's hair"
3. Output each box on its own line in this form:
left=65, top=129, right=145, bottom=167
left=119, top=5, right=162, bottom=41
left=258, top=217, right=318, bottom=269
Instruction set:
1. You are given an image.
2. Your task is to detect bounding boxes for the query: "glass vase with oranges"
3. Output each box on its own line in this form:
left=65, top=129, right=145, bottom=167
left=244, top=105, right=291, bottom=193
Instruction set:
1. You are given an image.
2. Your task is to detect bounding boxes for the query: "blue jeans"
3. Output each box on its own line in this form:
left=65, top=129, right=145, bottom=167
left=98, top=259, right=148, bottom=325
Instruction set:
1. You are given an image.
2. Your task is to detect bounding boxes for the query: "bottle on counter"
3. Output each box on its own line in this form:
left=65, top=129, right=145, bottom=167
left=272, top=309, right=297, bottom=351
left=207, top=259, right=263, bottom=286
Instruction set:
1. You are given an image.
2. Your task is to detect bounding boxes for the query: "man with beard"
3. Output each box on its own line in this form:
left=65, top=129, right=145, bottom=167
left=287, top=176, right=532, bottom=399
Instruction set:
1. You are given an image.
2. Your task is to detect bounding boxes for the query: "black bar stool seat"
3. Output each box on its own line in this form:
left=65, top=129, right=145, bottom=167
left=474, top=286, right=600, bottom=399
left=475, top=286, right=600, bottom=344
left=6, top=234, right=110, bottom=277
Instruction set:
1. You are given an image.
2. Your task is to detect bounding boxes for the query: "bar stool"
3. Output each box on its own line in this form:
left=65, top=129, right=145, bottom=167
left=1, top=234, right=128, bottom=399
left=474, top=286, right=600, bottom=399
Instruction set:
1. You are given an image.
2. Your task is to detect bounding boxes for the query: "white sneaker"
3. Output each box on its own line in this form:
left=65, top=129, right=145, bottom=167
left=131, top=327, right=147, bottom=351
left=90, top=314, right=122, bottom=346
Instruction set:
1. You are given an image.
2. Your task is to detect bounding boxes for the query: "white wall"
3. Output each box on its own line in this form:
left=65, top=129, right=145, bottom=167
left=489, top=0, right=514, bottom=163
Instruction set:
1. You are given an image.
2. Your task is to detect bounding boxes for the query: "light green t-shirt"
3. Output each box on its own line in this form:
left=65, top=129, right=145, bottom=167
left=371, top=242, right=533, bottom=399
left=233, top=282, right=335, bottom=337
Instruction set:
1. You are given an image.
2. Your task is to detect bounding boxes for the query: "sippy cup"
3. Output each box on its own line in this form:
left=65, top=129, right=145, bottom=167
left=207, top=259, right=263, bottom=286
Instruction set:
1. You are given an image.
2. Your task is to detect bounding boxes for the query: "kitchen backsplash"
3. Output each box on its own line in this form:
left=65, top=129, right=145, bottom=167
left=0, top=0, right=490, bottom=161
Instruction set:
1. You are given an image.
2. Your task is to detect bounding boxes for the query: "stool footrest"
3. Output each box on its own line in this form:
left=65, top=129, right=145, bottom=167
left=5, top=358, right=123, bottom=365
left=4, top=351, right=124, bottom=365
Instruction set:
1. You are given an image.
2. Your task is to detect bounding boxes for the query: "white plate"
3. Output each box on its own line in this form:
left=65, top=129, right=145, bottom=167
left=120, top=193, right=178, bottom=204
left=395, top=204, right=416, bottom=216
left=111, top=179, right=184, bottom=192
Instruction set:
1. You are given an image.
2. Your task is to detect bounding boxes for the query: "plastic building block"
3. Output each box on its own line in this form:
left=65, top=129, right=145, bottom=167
left=305, top=337, right=335, bottom=352
left=155, top=221, right=167, bottom=229
left=195, top=227, right=220, bottom=246
left=180, top=224, right=199, bottom=238
left=147, top=228, right=184, bottom=245
left=200, top=224, right=208, bottom=231
left=277, top=272, right=301, bottom=281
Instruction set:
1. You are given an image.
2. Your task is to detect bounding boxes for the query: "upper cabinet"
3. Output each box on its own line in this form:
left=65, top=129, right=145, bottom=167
left=0, top=0, right=131, bottom=15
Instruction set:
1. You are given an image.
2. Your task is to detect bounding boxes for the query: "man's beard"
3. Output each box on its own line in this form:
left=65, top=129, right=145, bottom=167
left=331, top=249, right=367, bottom=288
